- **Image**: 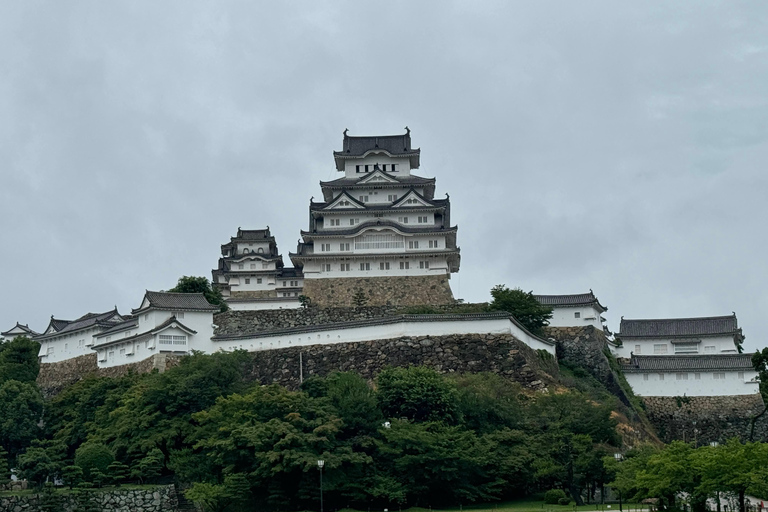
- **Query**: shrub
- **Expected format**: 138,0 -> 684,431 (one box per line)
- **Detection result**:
558,497 -> 571,506
544,489 -> 567,504
74,443 -> 114,481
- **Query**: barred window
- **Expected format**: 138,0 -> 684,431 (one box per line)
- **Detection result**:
355,234 -> 404,250
159,335 -> 187,346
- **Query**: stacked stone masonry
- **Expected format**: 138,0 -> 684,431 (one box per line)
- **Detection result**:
37,353 -> 182,398
241,332 -> 559,391
642,394 -> 768,444
302,274 -> 454,307
0,485 -> 177,512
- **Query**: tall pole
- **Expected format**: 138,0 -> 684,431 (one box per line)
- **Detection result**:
318,459 -> 325,512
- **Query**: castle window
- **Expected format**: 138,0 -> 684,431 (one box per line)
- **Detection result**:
400,261 -> 410,270
340,263 -> 350,272
340,243 -> 350,251
658,373 -> 664,381
291,280 -> 298,286
398,216 -> 409,224
262,262 -> 269,269
635,345 -> 641,354
419,261 -> 429,269
574,312 -> 581,318
674,342 -> 698,354
356,165 -> 361,173
391,164 -> 397,172
47,346 -> 54,355
675,373 -> 688,380
695,373 -> 701,380
409,241 -> 419,249
321,244 -> 331,252
380,262 -> 390,270
653,344 -> 668,354
713,372 -> 726,380
257,278 -> 263,284
704,345 -> 716,353
382,164 -> 387,171
257,248 -> 264,253
250,263 -> 256,269
177,312 -> 184,319
359,195 -> 369,202
120,348 -> 126,356
388,194 -> 398,202
245,278 -> 251,284
417,216 -> 428,223
738,372 -> 745,380
429,240 -> 439,248
364,165 -> 369,172
323,264 -> 331,272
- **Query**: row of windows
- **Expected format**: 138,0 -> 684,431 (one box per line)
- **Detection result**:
637,344 -> 718,355
159,335 -> 187,345
321,240 -> 440,252
326,261 -> 430,272
281,292 -> 300,297
238,263 -> 271,269
355,164 -> 397,173
643,372 -> 745,381
324,215 -> 431,226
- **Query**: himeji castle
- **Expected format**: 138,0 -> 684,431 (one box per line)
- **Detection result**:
289,129 -> 461,306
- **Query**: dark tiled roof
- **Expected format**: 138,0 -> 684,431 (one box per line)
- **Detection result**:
35,310 -> 122,340
301,220 -> 458,238
320,174 -> 435,188
49,318 -> 72,332
1,323 -> 40,337
310,197 -> 448,213
96,318 -> 139,337
235,228 -> 273,240
621,354 -> 755,373
332,131 -> 421,171
619,315 -> 740,338
132,291 -> 219,314
279,267 -> 304,278
534,291 -> 607,312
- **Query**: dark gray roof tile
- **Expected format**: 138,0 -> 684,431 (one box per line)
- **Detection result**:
621,354 -> 755,372
619,315 -> 740,338
534,291 -> 607,311
132,291 -> 219,314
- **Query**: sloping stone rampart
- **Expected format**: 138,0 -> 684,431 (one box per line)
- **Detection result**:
302,274 -> 454,307
642,394 -> 768,443
37,353 -> 182,398
241,332 -> 559,391
0,484 -> 177,512
544,326 -> 635,407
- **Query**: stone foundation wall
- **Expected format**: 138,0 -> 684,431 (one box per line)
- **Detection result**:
544,326 -> 635,408
0,485 -> 177,512
642,394 -> 768,443
37,353 -> 181,398
302,274 -> 454,307
242,332 -> 559,391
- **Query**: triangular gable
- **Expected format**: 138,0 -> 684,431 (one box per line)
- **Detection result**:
155,318 -> 197,336
325,192 -> 365,210
140,296 -> 151,310
357,169 -> 399,185
392,189 -> 432,208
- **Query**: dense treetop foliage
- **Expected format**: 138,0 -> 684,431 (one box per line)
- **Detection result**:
488,285 -> 553,335
167,275 -> 228,312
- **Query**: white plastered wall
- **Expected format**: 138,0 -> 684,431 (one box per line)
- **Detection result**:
624,370 -> 759,396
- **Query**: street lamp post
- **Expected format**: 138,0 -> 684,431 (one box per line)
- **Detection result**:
318,460 -> 325,512
614,453 -> 624,512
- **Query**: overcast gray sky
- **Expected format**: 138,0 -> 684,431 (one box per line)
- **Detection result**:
1,1 -> 766,351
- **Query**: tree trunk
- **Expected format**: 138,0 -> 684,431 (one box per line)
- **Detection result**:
739,490 -> 746,512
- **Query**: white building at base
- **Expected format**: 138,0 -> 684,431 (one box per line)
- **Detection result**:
93,291 -> 219,368
534,291 -> 608,330
35,310 -> 126,364
615,314 -> 757,397
1,323 -> 39,342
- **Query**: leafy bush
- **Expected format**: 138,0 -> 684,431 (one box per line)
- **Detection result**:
74,443 -> 114,481
558,497 -> 571,505
544,488 -> 567,504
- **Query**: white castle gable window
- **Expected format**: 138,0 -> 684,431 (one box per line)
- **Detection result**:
159,335 -> 187,346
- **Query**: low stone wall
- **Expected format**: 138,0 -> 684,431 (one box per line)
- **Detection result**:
0,485 -> 177,512
642,394 -> 768,443
37,353 -> 182,398
242,332 -> 559,391
214,303 -> 488,336
302,274 -> 455,307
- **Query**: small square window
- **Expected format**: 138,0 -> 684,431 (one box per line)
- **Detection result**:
257,278 -> 263,284
574,312 -> 581,318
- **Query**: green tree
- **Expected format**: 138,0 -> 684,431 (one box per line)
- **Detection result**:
488,285 -> 553,335
74,442 -> 114,482
107,460 -> 130,485
351,288 -> 369,307
635,441 -> 698,510
168,276 -> 228,312
452,373 -> 524,433
0,336 -> 40,385
375,419 -> 500,506
377,366 -> 460,424
61,465 -> 84,489
0,379 -> 44,459
17,440 -> 66,488
0,445 -> 10,485
695,439 -> 768,512
185,482 -> 234,512
131,448 -> 163,483
325,372 -> 382,435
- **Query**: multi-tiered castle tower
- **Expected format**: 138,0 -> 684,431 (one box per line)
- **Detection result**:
290,129 -> 460,306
